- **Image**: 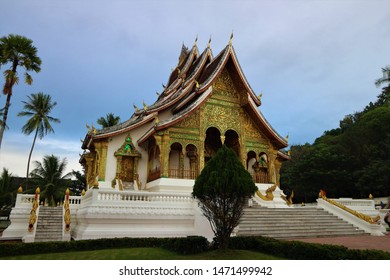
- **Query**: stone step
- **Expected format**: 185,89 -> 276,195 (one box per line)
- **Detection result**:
237,231 -> 367,239
237,206 -> 365,239
34,206 -> 64,242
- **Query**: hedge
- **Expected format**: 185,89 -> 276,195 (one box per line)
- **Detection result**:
229,236 -> 390,260
1,235 -> 389,259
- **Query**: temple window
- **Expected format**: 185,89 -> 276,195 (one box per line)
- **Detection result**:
204,127 -> 222,164
147,139 -> 161,182
185,144 -> 198,179
168,142 -> 183,178
224,129 -> 240,156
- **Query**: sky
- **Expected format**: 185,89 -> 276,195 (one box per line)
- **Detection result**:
0,0 -> 389,177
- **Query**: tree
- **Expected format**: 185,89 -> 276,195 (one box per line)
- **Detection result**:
192,145 -> 257,249
0,34 -> 42,149
375,66 -> 390,88
30,155 -> 71,206
18,93 -> 60,189
0,168 -> 14,208
70,169 -> 86,196
97,113 -> 120,128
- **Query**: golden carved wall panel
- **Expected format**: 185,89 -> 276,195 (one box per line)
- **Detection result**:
243,114 -> 268,144
203,102 -> 242,134
174,110 -> 200,129
213,68 -> 239,101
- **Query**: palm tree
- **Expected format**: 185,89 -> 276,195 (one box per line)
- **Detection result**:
18,93 -> 60,189
0,34 -> 42,149
30,155 -> 71,206
97,113 -> 120,128
0,168 -> 14,208
375,66 -> 390,88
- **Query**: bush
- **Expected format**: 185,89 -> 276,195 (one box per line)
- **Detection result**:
0,236 -> 208,258
229,236 -> 390,260
161,236 -> 209,255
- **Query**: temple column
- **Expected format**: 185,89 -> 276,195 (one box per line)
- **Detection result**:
161,132 -> 170,178
179,147 -> 184,178
199,136 -> 205,172
94,140 -> 108,181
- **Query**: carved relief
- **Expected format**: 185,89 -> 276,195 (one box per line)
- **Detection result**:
204,103 -> 241,133
174,110 -> 200,128
213,68 -> 239,100
244,114 -> 267,143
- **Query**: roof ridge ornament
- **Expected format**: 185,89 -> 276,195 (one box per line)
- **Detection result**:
207,35 -> 212,48
193,34 -> 198,47
133,104 -> 139,113
229,31 -> 234,46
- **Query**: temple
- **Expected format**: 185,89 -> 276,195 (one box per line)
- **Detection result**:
3,37 -> 385,243
80,36 -> 289,194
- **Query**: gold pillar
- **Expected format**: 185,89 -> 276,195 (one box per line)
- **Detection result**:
162,132 -> 170,178
94,140 -> 108,181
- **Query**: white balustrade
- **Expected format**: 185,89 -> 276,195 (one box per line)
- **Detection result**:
93,189 -> 193,205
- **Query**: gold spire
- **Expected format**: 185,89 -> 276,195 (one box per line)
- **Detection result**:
91,124 -> 96,135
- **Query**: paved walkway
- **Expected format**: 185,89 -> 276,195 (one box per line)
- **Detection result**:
291,232 -> 390,252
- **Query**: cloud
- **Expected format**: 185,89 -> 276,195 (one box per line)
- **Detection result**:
0,132 -> 83,177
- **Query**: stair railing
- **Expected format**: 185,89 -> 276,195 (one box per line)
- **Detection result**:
319,190 -> 380,224
27,187 -> 40,232
62,188 -> 71,241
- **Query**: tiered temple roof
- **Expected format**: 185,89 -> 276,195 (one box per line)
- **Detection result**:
82,38 -> 288,150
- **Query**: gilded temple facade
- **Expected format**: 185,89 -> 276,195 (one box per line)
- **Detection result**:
4,38 -> 386,243
80,38 -> 289,193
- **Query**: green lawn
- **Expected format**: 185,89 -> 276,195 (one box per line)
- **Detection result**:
1,247 -> 283,260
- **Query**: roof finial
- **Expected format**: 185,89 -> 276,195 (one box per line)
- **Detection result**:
133,104 -> 139,113
193,34 -> 198,47
207,35 -> 212,48
143,101 -> 148,111
229,31 -> 234,46
195,80 -> 200,89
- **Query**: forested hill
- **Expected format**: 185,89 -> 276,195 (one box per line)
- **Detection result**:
281,69 -> 390,203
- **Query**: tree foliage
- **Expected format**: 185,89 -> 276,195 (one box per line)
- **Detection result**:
0,34 -> 41,149
30,155 -> 72,206
18,93 -> 60,189
97,113 -> 120,128
0,168 -> 15,209
281,68 -> 390,202
192,145 -> 257,249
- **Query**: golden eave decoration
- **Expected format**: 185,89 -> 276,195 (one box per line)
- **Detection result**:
114,134 -> 142,157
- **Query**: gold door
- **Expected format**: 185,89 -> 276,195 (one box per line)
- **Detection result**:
121,157 -> 134,182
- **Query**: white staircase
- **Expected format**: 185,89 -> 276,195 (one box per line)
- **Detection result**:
34,206 -> 63,242
237,205 -> 367,239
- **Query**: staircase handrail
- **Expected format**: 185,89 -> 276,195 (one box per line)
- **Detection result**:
27,187 -> 40,232
64,188 -> 71,232
319,192 -> 380,224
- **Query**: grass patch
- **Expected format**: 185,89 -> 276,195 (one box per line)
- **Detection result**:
0,247 -> 282,260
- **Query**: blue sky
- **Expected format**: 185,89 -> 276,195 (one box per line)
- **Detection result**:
0,0 -> 389,177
